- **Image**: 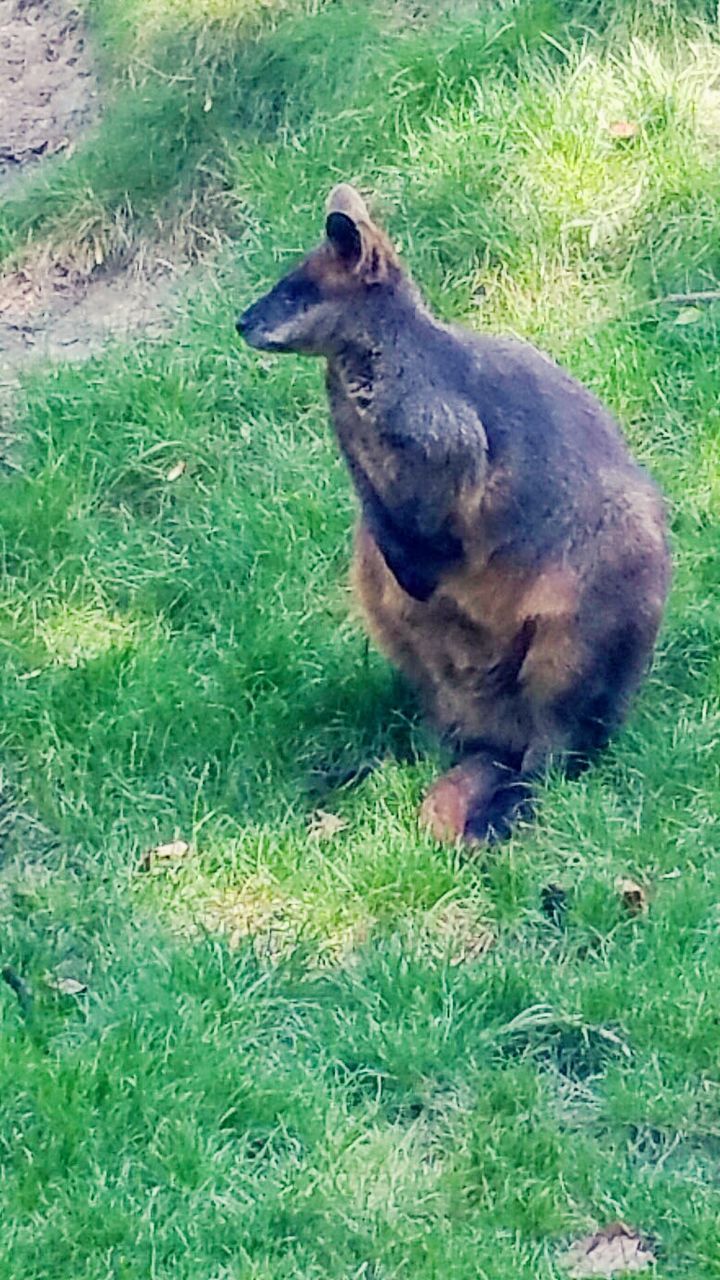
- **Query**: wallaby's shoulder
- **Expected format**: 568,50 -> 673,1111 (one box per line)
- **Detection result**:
435,320 -> 642,471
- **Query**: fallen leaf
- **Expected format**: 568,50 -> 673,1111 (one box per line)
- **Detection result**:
139,839 -> 190,871
46,974 -> 88,995
308,810 -> 349,840
560,1223 -> 656,1277
674,306 -> 702,326
166,460 -> 187,482
615,876 -> 648,915
608,120 -> 640,138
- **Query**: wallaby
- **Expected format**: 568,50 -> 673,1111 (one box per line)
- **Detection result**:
237,184 -> 670,844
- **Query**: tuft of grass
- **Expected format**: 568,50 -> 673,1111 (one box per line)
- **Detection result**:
2,1 -> 720,1277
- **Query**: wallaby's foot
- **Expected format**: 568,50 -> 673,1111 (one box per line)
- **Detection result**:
464,776 -> 533,843
420,755 -> 533,846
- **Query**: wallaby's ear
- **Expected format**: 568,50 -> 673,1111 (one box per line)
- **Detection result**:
326,210 -> 363,264
326,183 -> 370,222
324,182 -> 399,282
325,183 -> 370,265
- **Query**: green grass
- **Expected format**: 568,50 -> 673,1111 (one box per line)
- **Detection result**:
2,0 -> 720,1276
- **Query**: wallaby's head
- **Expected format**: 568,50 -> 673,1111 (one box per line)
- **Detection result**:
236,184 -> 402,356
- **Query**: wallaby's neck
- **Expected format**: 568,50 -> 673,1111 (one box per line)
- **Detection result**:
326,281 -> 438,388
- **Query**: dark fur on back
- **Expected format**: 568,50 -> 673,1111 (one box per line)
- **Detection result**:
238,184 -> 671,843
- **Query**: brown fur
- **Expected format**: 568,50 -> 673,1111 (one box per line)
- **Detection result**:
237,184 -> 671,845
352,523 -> 578,754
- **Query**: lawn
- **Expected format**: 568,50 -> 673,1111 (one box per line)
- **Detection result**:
1,1 -> 720,1276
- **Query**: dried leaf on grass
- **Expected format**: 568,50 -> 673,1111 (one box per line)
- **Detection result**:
139,839 -> 190,871
45,974 -> 87,995
608,120 -> 640,138
560,1223 -> 656,1277
615,876 -> 648,915
308,810 -> 349,840
674,306 -> 702,326
166,460 -> 187,482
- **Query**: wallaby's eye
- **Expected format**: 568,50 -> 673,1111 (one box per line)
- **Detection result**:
281,276 -> 322,311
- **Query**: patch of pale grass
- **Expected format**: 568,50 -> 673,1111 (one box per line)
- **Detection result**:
175,869 -> 373,965
37,604 -> 140,668
472,261 -> 627,354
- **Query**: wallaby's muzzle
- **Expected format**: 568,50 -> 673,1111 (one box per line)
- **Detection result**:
235,303 -> 279,351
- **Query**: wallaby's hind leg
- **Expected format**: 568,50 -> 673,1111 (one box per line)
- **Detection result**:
421,618 -> 657,847
522,615 -> 662,780
420,752 -> 533,846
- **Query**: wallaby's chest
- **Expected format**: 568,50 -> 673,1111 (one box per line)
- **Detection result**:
327,361 -> 394,494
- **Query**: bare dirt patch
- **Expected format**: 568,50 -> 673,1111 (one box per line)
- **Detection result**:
0,0 -> 96,187
0,254 -> 189,369
0,0 -> 203,377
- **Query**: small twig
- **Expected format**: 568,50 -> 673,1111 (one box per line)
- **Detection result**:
653,1130 -> 682,1174
652,290 -> 720,306
2,966 -> 33,1019
132,57 -> 195,85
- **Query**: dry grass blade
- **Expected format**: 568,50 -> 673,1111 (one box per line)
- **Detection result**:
139,839 -> 190,871
308,810 -> 349,841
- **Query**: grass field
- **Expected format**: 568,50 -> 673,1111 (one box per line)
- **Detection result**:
2,1 -> 720,1276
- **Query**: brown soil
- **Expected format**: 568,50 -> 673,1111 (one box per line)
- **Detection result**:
0,0 -> 197,373
0,255 -> 187,369
0,0 -> 96,188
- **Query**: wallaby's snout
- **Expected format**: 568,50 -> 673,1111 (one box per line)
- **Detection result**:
236,269 -> 326,354
234,309 -> 250,338
236,304 -> 271,351
235,296 -> 284,351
